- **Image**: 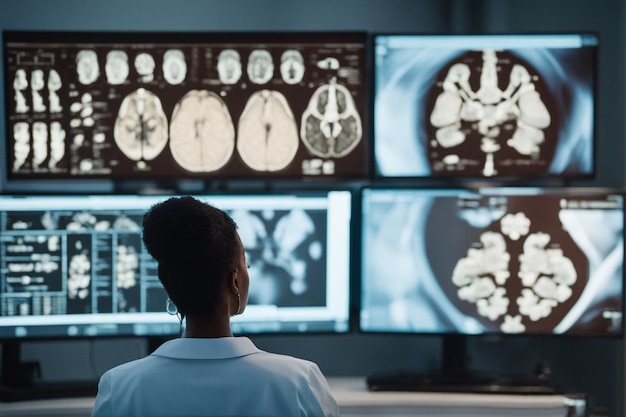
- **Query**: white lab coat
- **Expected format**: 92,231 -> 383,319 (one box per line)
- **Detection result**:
91,337 -> 340,417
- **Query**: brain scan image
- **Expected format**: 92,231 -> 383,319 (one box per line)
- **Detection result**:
162,49 -> 187,85
217,49 -> 243,85
114,87 -> 169,164
237,89 -> 299,172
105,49 -> 130,85
134,52 -> 156,83
374,35 -> 596,178
280,50 -> 305,85
76,49 -> 100,85
247,49 -> 274,85
230,208 -> 327,307
361,189 -> 623,335
169,89 -> 236,173
426,50 -> 555,177
12,122 -> 30,172
301,77 -> 363,158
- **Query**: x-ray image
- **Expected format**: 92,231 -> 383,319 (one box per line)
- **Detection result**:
229,208 -> 327,307
360,188 -> 623,336
374,34 -> 597,179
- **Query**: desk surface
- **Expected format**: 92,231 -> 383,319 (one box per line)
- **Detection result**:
0,377 -> 578,417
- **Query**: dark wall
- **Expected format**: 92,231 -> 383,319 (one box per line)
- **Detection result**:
0,0 -> 623,415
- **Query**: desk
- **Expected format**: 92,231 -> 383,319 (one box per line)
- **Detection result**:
0,377 -> 584,417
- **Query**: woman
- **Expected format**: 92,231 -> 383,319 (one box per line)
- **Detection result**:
91,196 -> 340,417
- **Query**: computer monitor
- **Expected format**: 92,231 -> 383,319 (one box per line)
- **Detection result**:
0,190 -> 352,340
359,186 -> 623,392
3,31 -> 368,184
373,33 -> 598,180
360,186 -> 623,336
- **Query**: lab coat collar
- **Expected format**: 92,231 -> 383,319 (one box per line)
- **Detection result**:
151,336 -> 261,360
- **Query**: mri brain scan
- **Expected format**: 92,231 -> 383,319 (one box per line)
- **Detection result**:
169,89 -> 236,173
237,89 -> 299,172
247,49 -> 274,85
114,88 -> 169,163
426,50 -> 556,177
301,77 -> 363,158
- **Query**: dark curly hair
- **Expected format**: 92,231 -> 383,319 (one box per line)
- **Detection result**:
142,196 -> 239,318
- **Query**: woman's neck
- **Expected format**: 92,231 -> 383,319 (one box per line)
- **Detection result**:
183,314 -> 233,338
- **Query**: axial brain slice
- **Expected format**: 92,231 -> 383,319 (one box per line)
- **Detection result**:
169,89 -> 235,172
237,90 -> 299,172
114,88 -> 168,161
301,77 -> 362,158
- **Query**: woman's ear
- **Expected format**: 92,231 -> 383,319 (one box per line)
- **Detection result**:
231,270 -> 240,294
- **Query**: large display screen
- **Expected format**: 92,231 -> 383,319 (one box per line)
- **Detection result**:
3,31 -> 368,182
360,187 -> 623,336
373,34 -> 598,179
0,191 -> 352,339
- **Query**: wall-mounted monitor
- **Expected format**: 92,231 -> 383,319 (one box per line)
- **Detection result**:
373,33 -> 598,180
0,190 -> 352,340
3,31 -> 368,185
360,186 -> 623,336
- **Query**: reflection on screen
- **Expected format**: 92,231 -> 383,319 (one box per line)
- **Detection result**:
0,191 -> 352,339
374,34 -> 597,179
360,187 -> 623,336
4,31 -> 368,181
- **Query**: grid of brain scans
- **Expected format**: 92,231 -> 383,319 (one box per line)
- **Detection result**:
373,34 -> 598,179
3,32 -> 368,181
360,188 -> 624,336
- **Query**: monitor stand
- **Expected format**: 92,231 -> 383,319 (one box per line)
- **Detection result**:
0,341 -> 97,402
367,334 -> 556,395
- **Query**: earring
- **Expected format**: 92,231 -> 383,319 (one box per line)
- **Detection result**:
233,293 -> 242,316
166,298 -> 178,315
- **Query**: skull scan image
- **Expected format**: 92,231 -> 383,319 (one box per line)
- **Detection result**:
426,50 -> 557,177
12,122 -> 30,171
13,69 -> 30,113
280,50 -> 305,85
169,89 -> 236,173
163,49 -> 187,85
237,89 -> 299,172
114,88 -> 169,164
105,49 -> 130,85
301,77 -> 363,158
134,52 -> 156,83
30,69 -> 46,113
247,49 -> 274,85
76,49 -> 100,85
217,49 -> 243,85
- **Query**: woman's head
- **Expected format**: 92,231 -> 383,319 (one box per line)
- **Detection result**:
142,196 -> 247,318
